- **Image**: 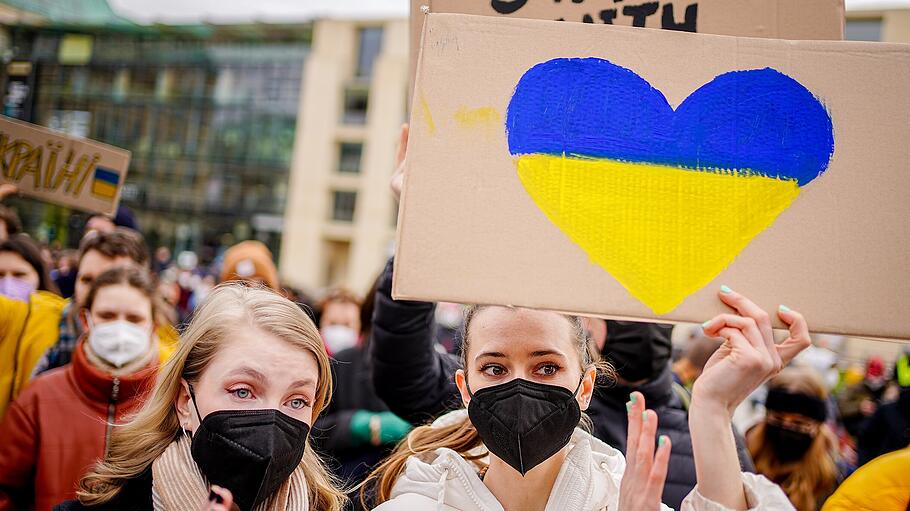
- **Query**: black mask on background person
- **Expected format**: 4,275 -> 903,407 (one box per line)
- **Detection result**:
187,385 -> 310,510
765,424 -> 814,462
467,377 -> 582,476
603,321 -> 673,383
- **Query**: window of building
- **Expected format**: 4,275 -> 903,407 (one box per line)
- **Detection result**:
846,19 -> 883,41
331,190 -> 357,222
342,85 -> 369,124
323,240 -> 350,287
338,142 -> 363,173
356,27 -> 384,79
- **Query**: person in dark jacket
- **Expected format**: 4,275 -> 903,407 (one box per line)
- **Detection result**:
312,283 -> 411,510
370,258 -> 754,510
856,353 -> 910,466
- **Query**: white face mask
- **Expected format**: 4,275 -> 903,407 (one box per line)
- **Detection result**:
322,325 -> 358,354
88,320 -> 152,368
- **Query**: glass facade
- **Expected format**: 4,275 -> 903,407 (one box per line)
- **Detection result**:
1,25 -> 310,260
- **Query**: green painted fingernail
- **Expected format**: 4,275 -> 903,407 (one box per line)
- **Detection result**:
659,435 -> 668,447
626,402 -> 632,413
629,393 -> 637,404
720,285 -> 733,294
702,320 -> 710,329
642,411 -> 649,422
779,304 -> 791,313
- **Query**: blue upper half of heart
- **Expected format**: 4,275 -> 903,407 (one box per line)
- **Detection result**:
506,58 -> 835,187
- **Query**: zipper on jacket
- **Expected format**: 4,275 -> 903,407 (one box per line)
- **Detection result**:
104,377 -> 120,459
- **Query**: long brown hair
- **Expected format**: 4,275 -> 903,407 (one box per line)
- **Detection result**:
76,283 -> 346,510
747,367 -> 838,511
362,305 -> 611,507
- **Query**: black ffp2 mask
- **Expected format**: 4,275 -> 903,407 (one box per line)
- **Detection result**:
467,378 -> 582,476
187,386 -> 310,511
765,424 -> 814,463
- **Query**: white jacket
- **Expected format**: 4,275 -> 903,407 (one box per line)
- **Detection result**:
373,410 -> 794,511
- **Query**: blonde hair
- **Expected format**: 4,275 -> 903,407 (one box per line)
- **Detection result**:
747,367 -> 838,511
77,283 -> 346,510
363,305 -> 612,507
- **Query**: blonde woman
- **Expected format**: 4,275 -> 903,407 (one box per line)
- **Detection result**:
54,283 -> 346,511
365,288 -> 810,511
747,367 -> 846,511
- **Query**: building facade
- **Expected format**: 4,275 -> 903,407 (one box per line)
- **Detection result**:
846,1 -> 910,41
279,18 -> 408,294
1,11 -> 311,262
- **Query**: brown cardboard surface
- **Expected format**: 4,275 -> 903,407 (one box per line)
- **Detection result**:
394,13 -> 910,340
409,0 -> 846,93
0,115 -> 129,215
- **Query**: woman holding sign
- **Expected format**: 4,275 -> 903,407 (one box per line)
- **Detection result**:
365,125 -> 808,511
365,291 -> 807,511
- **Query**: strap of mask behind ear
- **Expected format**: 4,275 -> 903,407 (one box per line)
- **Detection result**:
187,383 -> 203,423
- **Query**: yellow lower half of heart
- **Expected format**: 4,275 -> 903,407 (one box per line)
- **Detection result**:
516,154 -> 801,314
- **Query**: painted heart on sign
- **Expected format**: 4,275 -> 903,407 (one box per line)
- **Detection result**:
506,58 -> 834,314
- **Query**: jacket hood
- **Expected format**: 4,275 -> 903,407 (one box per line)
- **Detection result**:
383,410 -> 626,511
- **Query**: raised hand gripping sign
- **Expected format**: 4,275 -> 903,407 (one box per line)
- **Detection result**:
394,13 -> 910,340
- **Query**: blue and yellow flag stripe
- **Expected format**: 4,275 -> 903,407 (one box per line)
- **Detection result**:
91,167 -> 120,200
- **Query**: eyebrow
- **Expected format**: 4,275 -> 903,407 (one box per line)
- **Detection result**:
226,367 -> 268,383
529,350 -> 567,359
474,349 -> 568,361
475,351 -> 507,361
289,378 -> 317,390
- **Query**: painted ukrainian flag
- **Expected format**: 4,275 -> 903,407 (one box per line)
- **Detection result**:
91,167 -> 120,200
506,58 -> 834,314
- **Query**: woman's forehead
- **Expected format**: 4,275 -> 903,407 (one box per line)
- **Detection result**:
206,328 -> 320,381
0,251 -> 30,269
93,285 -> 151,312
469,307 -> 576,354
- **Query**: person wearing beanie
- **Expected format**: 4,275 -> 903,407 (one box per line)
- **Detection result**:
219,240 -> 279,290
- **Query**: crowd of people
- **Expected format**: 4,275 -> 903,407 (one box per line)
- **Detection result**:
0,127 -> 906,511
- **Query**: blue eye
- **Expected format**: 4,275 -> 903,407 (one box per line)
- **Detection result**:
287,398 -> 309,410
231,388 -> 252,399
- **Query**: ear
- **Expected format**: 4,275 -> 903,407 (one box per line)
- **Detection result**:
577,366 -> 598,412
455,369 -> 471,408
78,308 -> 90,332
175,378 -> 194,431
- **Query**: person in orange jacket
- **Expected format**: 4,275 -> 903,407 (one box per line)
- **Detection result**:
0,266 -> 164,511
0,229 -> 178,421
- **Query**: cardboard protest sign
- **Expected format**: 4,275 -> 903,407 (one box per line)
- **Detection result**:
409,0 -> 846,92
394,13 -> 910,340
0,115 -> 130,215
